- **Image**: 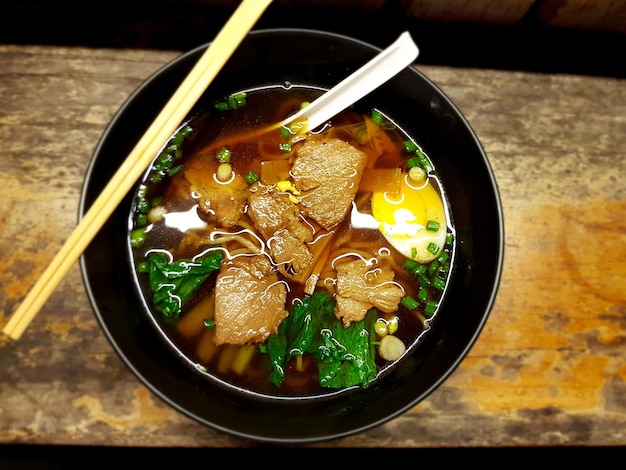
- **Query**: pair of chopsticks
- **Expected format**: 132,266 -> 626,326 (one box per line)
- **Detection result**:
2,0 -> 273,340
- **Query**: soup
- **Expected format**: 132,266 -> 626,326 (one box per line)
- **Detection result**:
129,84 -> 455,397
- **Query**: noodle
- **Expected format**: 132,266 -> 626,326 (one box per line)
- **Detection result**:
200,233 -> 263,254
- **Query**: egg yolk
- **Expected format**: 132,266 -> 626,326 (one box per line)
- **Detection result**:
371,173 -> 447,263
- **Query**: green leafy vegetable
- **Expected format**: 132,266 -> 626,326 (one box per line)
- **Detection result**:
316,309 -> 377,389
261,290 -> 378,390
146,250 -> 223,323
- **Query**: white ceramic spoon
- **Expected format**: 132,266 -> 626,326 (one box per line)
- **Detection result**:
280,31 -> 419,133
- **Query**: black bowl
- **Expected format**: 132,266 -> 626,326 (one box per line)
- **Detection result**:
79,28 -> 503,444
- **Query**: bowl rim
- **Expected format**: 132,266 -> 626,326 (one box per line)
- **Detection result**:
79,27 -> 505,444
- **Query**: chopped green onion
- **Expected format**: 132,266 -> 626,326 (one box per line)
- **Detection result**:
168,164 -> 184,176
136,261 -> 149,273
171,125 -> 192,145
418,274 -> 430,288
386,315 -> 399,335
150,196 -> 163,207
437,250 -> 449,266
245,171 -> 259,184
403,140 -> 418,153
155,152 -> 174,171
279,143 -> 292,152
135,214 -> 147,228
428,260 -> 440,277
427,242 -> 440,255
216,163 -> 232,182
203,319 -> 215,329
136,197 -> 149,214
431,277 -> 446,291
426,220 -> 440,231
374,318 -> 388,336
437,265 -> 448,277
403,259 -> 426,276
416,148 -> 434,172
405,156 -> 420,169
216,147 -> 231,163
130,227 -> 146,248
401,296 -> 420,311
424,300 -> 438,318
166,144 -> 182,160
446,233 -> 454,244
403,259 -> 420,271
417,287 -> 428,302
279,126 -> 292,138
408,166 -> 426,184
371,109 -> 383,125
215,92 -> 247,111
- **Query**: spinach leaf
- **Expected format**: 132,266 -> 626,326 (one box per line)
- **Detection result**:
147,250 -> 223,323
261,290 -> 378,389
317,309 -> 377,389
262,291 -> 330,386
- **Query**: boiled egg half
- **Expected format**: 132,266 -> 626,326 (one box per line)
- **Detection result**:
367,170 -> 447,263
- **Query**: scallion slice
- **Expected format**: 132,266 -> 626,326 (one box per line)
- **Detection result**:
426,220 -> 440,231
245,171 -> 259,184
424,300 -> 438,318
401,296 -> 420,311
403,140 -> 418,153
427,242 -> 440,255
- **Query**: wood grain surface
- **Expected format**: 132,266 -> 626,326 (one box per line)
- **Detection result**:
0,43 -> 625,448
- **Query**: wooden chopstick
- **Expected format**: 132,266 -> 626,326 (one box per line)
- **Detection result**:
2,0 -> 273,340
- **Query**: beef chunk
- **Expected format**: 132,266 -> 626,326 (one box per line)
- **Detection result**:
292,137 -> 368,229
213,255 -> 288,345
183,157 -> 248,228
334,258 -> 405,327
266,228 -> 314,277
334,296 -> 371,328
247,182 -> 314,278
197,185 -> 248,228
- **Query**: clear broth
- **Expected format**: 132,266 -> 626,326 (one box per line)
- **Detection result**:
129,84 -> 455,397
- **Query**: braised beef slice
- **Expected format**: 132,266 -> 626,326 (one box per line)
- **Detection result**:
183,160 -> 248,228
213,255 -> 288,346
247,182 -> 313,277
334,258 -> 405,327
267,228 -> 313,277
197,186 -> 247,228
335,296 -> 371,328
292,137 -> 368,229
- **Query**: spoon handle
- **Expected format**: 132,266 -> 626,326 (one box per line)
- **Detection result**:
281,31 -> 419,132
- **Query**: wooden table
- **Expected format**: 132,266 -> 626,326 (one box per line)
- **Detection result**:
1,43 -> 625,450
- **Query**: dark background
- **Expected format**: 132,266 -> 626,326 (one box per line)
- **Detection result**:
0,0 -> 625,78
1,443 -> 625,466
